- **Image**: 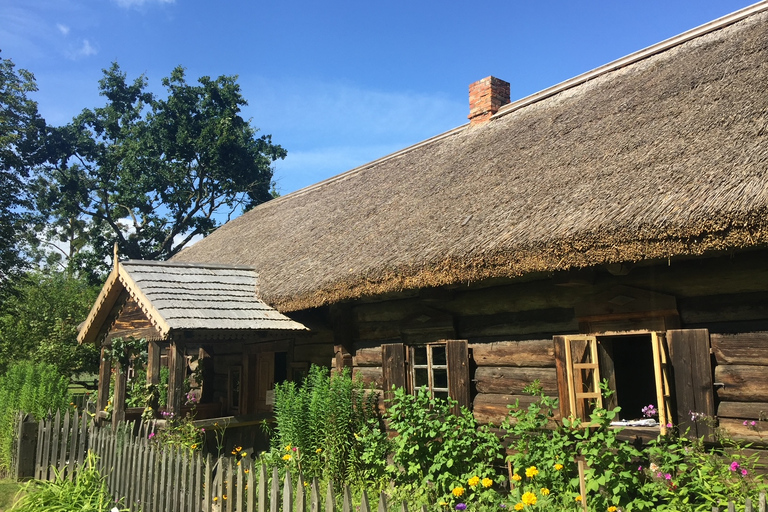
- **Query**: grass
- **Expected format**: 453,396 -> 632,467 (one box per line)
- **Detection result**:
0,479 -> 23,511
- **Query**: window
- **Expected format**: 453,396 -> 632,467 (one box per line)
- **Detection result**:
554,329 -> 715,439
382,339 -> 470,414
410,344 -> 450,399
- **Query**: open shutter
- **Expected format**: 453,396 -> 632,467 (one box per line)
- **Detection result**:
667,329 -> 715,440
651,332 -> 673,435
555,335 -> 602,421
382,343 -> 407,405
446,339 -> 470,414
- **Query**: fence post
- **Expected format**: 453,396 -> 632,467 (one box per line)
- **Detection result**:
14,413 -> 38,480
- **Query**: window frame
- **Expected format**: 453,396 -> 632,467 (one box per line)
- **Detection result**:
408,342 -> 450,399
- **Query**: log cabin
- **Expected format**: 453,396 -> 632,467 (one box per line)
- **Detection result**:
83,2 -> 768,449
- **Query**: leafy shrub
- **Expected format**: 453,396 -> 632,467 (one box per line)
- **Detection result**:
9,451 -> 127,512
269,365 -> 385,486
0,360 -> 70,474
385,386 -> 505,505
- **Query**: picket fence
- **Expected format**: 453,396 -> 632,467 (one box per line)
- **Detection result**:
17,409 -> 768,512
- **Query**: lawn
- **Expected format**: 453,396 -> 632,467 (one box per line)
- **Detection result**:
0,479 -> 22,511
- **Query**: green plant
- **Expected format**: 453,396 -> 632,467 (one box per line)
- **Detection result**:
149,411 -> 205,452
9,451 -> 127,511
385,386 -> 505,505
0,360 -> 70,475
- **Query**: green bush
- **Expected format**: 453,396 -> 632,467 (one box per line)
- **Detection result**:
9,451 -> 127,512
269,365 -> 385,486
0,360 -> 70,474
385,386 -> 505,506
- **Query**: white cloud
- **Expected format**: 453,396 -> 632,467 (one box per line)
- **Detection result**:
56,23 -> 70,35
111,0 -> 174,8
78,39 -> 97,56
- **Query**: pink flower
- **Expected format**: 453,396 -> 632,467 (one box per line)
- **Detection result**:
751,421 -> 757,427
744,421 -> 749,426
148,432 -> 155,439
638,465 -> 643,471
664,473 -> 672,480
729,461 -> 740,472
741,469 -> 748,476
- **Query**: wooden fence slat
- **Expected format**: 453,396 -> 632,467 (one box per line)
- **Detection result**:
270,466 -> 279,512
180,450 -> 189,512
187,451 -> 196,512
747,498 -> 753,512
378,492 -> 387,512
170,447 -> 180,512
68,410 -> 80,481
145,446 -> 155,512
49,409 -> 61,478
283,469 -> 293,512
78,412 -> 88,467
400,501 -> 408,512
58,409 -> 70,475
196,452 -> 206,512
227,457 -> 235,512
296,474 -> 305,512
325,480 -> 335,512
343,485 -> 352,512
40,411 -> 52,480
361,490 -> 370,512
760,492 -> 766,512
310,477 -> 320,512
235,457 -> 244,512
203,454 -> 213,512
247,460 -> 255,512
34,416 -> 44,479
258,464 -> 267,512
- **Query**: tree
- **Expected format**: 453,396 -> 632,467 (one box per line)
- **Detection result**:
0,52 -> 47,286
38,63 -> 286,275
0,271 -> 100,379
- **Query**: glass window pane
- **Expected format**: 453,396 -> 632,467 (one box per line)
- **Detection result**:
433,369 -> 448,389
413,346 -> 427,366
432,345 -> 446,366
434,390 -> 449,400
414,368 -> 429,388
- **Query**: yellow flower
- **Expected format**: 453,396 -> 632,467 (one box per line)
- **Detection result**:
213,497 -> 218,502
525,466 -> 539,478
235,446 -> 242,452
608,507 -> 617,512
304,481 -> 309,487
575,495 -> 583,502
439,502 -> 448,507
237,461 -> 241,466
191,444 -> 197,450
468,476 -> 480,487
540,488 -> 550,496
512,473 -> 522,482
452,486 -> 465,497
316,448 -> 322,453
244,469 -> 249,474
223,495 -> 227,500
554,463 -> 563,471
514,504 -> 524,511
285,445 -> 292,451
481,477 -> 493,488
282,454 -> 291,461
521,492 -> 537,506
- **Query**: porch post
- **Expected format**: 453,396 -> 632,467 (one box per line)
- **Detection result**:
112,356 -> 127,428
96,344 -> 112,426
167,340 -> 186,416
146,340 -> 161,413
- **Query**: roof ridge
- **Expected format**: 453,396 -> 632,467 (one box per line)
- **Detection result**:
492,0 -> 768,120
122,259 -> 257,271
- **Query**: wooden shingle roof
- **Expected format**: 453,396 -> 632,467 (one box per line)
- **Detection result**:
173,2 -> 768,312
78,260 -> 307,344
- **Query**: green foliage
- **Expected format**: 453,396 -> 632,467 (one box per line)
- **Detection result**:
149,411 -> 205,453
269,365 -> 386,487
9,451 -> 127,511
0,271 -> 100,378
385,386 -> 505,504
0,52 -> 47,286
0,360 -> 70,474
37,62 -> 286,277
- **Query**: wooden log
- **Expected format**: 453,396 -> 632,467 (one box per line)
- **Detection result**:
458,308 -> 576,338
354,345 -> 383,367
711,333 -> 768,365
718,402 -> 768,420
470,339 -> 555,368
715,366 -> 768,401
472,393 -> 561,425
718,419 -> 768,446
352,367 -> 383,388
474,367 -> 558,395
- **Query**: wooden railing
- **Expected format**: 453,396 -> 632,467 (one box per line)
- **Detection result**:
15,410 -> 768,512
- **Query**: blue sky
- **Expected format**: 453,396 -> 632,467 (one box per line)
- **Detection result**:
1,0 -> 758,195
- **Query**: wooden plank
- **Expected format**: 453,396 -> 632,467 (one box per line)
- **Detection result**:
160,450 -> 169,512
474,367 -> 557,395
35,416 -> 45,480
113,361 -> 127,427
247,460 -> 255,512
78,412 -> 88,467
326,480 -> 335,512
58,409 -> 70,475
718,401 -> 768,419
49,410 -> 61,479
711,333 -> 768,365
668,329 -> 715,439
470,339 -> 555,368
360,490 -> 370,512
447,340 -> 470,413
715,365 -> 768,401
342,486 -> 352,512
378,492 -> 387,512
180,450 -> 188,512
553,337 -> 571,422
97,346 -> 112,427
226,457 -> 234,512
145,446 -> 155,512
719,419 -> 768,446
187,451 -> 196,512
203,454 -> 213,512
352,367 -> 383,388
259,464 -> 267,512
310,477 -> 320,512
472,393 -> 561,425
168,341 -> 186,415
296,474 -> 305,512
353,345 -> 383,367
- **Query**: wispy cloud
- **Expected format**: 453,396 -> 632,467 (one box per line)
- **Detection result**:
65,39 -> 98,60
56,23 -> 70,35
111,0 -> 174,8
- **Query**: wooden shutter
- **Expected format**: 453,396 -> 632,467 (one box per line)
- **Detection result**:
446,339 -> 470,414
382,343 -> 407,404
667,329 -> 715,440
554,335 -> 602,421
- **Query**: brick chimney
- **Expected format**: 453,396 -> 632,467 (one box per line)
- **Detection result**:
468,76 -> 510,125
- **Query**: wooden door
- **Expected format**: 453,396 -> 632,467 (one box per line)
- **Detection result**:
247,352 -> 275,414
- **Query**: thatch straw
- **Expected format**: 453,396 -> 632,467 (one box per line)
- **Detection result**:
174,10 -> 768,312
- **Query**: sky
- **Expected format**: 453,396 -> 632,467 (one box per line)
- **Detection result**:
0,0 -> 760,196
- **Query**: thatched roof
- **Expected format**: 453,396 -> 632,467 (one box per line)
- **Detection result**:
174,3 -> 768,312
78,260 -> 306,344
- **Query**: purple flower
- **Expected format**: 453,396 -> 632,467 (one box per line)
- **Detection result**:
642,405 -> 658,418
664,473 -> 671,481
638,465 -> 643,471
499,505 -> 506,508
455,504 -> 467,511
